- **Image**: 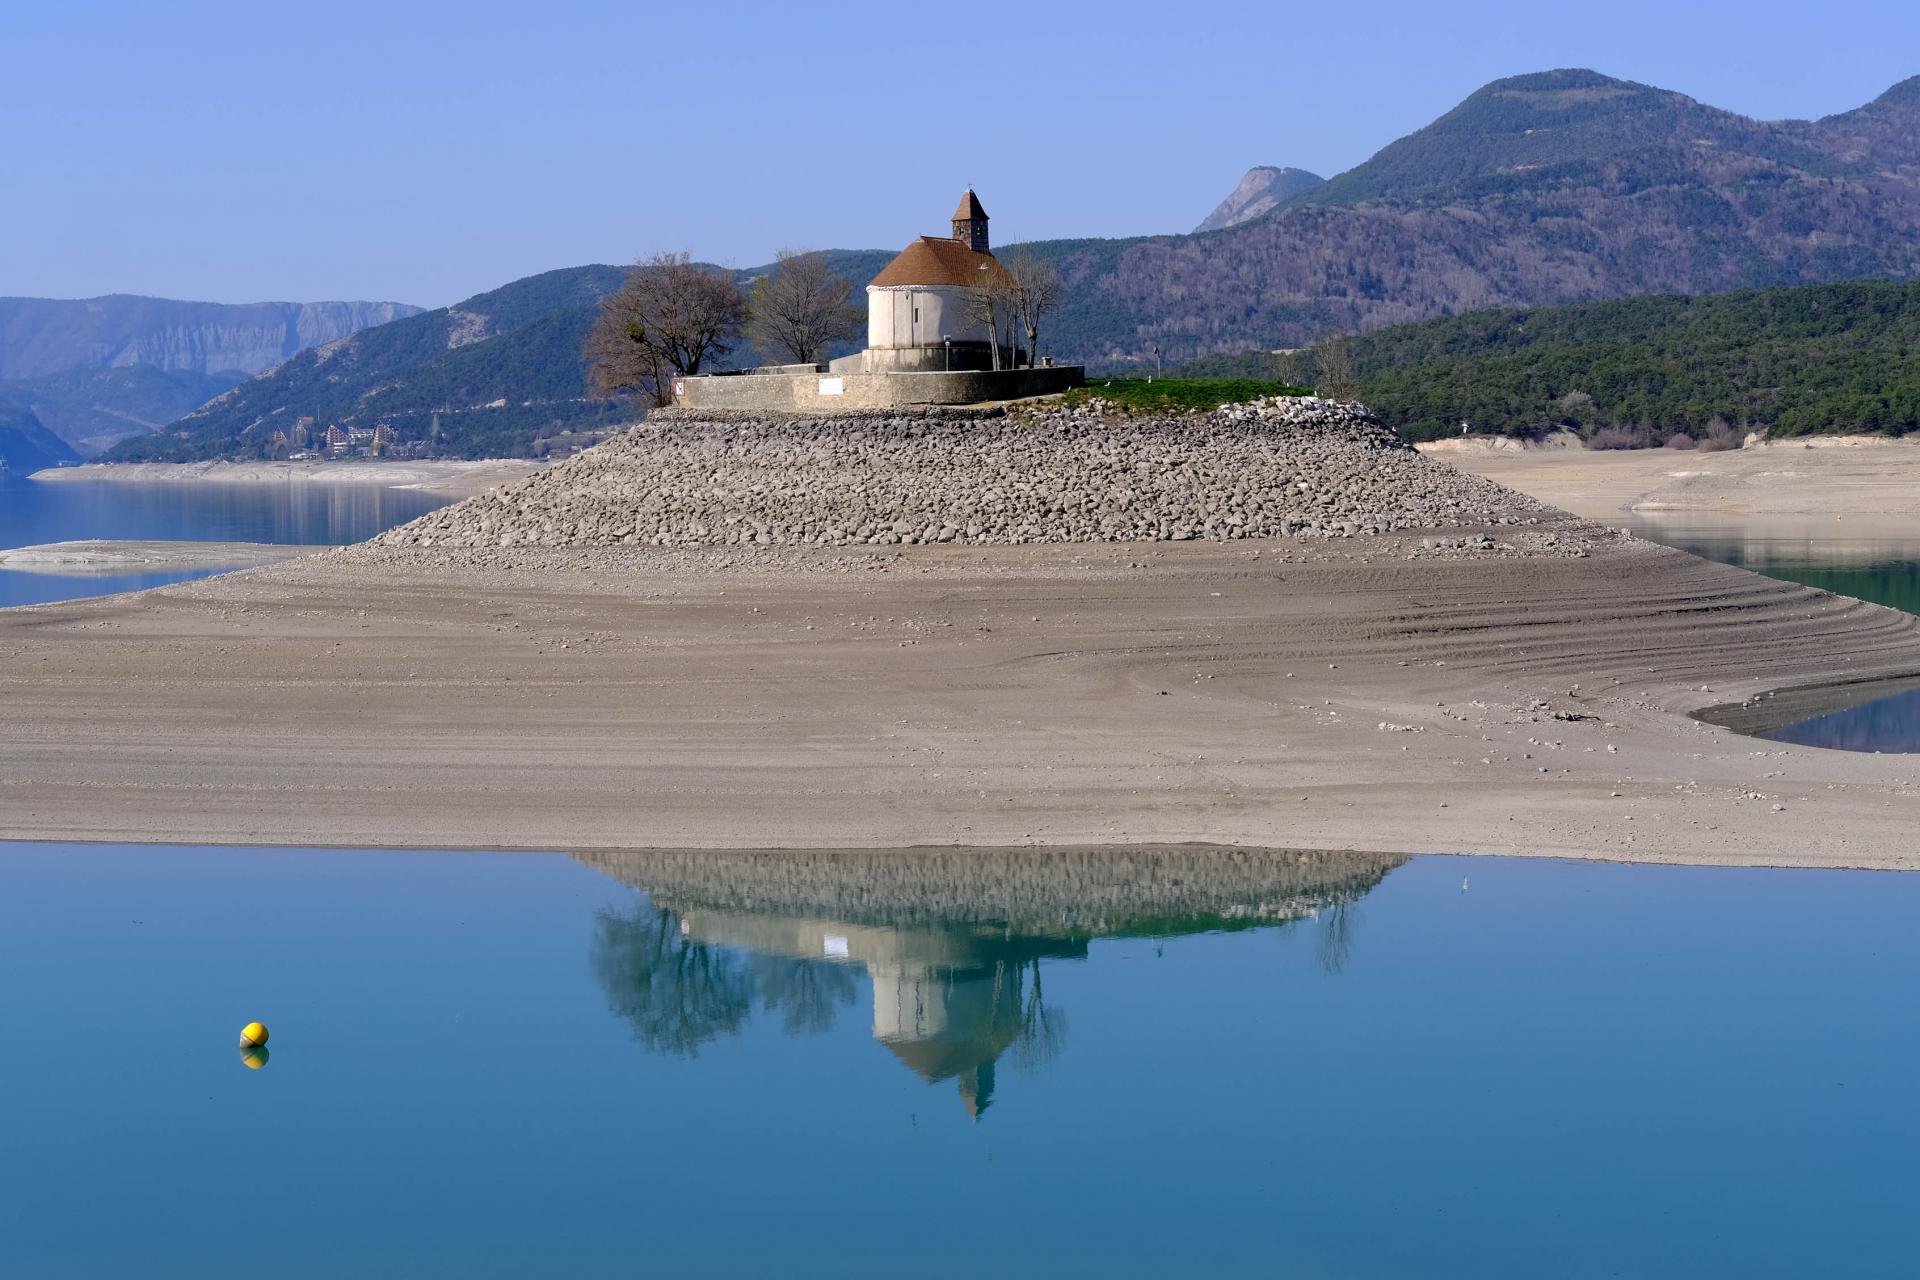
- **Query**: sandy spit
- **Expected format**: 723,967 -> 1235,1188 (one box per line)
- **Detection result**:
0,540 -> 326,574
29,458 -> 542,498
2,535 -> 1917,869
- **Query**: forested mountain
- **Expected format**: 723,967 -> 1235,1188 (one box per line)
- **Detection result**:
1023,69 -> 1920,365
104,254 -> 896,463
0,294 -> 419,455
1183,279 -> 1920,444
108,267 -> 630,461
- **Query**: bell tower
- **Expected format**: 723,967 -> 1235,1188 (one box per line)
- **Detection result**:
951,188 -> 989,253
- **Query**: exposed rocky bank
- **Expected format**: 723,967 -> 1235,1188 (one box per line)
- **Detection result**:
376,397 -> 1562,551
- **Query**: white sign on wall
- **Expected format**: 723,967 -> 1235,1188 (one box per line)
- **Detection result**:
818,377 -> 845,396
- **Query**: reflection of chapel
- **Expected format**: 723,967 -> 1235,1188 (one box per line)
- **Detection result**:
675,907 -> 1080,1118
839,189 -> 1018,374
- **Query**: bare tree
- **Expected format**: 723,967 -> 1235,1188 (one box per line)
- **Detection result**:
585,252 -> 748,406
746,249 -> 862,366
962,262 -> 1019,370
1312,333 -> 1359,400
1271,349 -> 1304,386
1003,250 -> 1061,368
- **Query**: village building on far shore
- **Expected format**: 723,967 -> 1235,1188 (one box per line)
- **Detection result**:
672,190 -> 1083,413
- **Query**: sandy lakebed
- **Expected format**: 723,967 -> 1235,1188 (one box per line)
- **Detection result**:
7,415 -> 1920,871
1427,434 -> 1920,525
3,531 -> 1918,869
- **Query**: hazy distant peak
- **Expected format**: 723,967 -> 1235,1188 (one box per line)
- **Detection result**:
0,296 -> 423,382
1193,166 -> 1326,233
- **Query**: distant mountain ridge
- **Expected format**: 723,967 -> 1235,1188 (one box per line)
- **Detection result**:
1027,68 -> 1920,364
0,295 -> 421,381
0,294 -> 420,456
1194,166 -> 1326,232
107,267 -> 630,462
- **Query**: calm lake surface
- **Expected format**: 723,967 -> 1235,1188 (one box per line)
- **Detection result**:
0,476 -> 448,607
1633,517 -> 1920,751
1,842 -> 1915,1278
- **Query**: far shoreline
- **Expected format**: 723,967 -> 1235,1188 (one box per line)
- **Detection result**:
28,457 -> 543,498
1427,434 -> 1920,524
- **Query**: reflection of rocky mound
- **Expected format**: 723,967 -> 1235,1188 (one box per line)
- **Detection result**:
578,845 -> 1406,938
376,398 -> 1551,550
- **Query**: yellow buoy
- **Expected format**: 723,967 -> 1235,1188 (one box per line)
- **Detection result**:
239,1021 -> 270,1048
240,1046 -> 270,1070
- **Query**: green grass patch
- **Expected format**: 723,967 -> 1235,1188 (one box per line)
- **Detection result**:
1060,378 -> 1310,414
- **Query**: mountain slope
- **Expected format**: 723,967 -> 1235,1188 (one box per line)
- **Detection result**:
1026,69 -> 1920,365
1194,167 -> 1326,232
0,399 -> 81,475
108,267 -> 628,462
106,254 -> 903,463
1293,69 -> 1840,208
0,366 -> 245,456
0,295 -> 421,381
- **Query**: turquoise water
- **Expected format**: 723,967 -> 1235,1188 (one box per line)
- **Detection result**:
2,842 -> 1914,1278
1761,687 -> 1920,751
1633,520 -> 1920,752
0,477 -> 448,607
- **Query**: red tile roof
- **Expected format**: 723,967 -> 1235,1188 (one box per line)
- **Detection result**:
869,236 -> 1013,289
952,189 -> 989,222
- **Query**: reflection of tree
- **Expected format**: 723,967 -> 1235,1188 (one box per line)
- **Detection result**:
590,902 -> 856,1054
752,955 -> 858,1037
1012,960 -> 1069,1076
1317,900 -> 1360,976
590,904 -> 755,1055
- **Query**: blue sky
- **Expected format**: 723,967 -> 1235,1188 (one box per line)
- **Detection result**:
2,0 -> 1914,307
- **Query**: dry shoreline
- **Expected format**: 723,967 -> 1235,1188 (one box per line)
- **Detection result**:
29,458 -> 542,498
1426,436 -> 1920,524
4,534 -> 1918,870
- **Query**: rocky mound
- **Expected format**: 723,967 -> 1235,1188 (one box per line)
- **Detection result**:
376,397 -> 1555,550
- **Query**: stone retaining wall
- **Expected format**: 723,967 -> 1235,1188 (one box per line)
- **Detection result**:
672,365 -> 1083,412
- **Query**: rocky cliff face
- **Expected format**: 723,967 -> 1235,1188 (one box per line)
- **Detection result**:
1193,166 -> 1326,232
0,296 -> 422,381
